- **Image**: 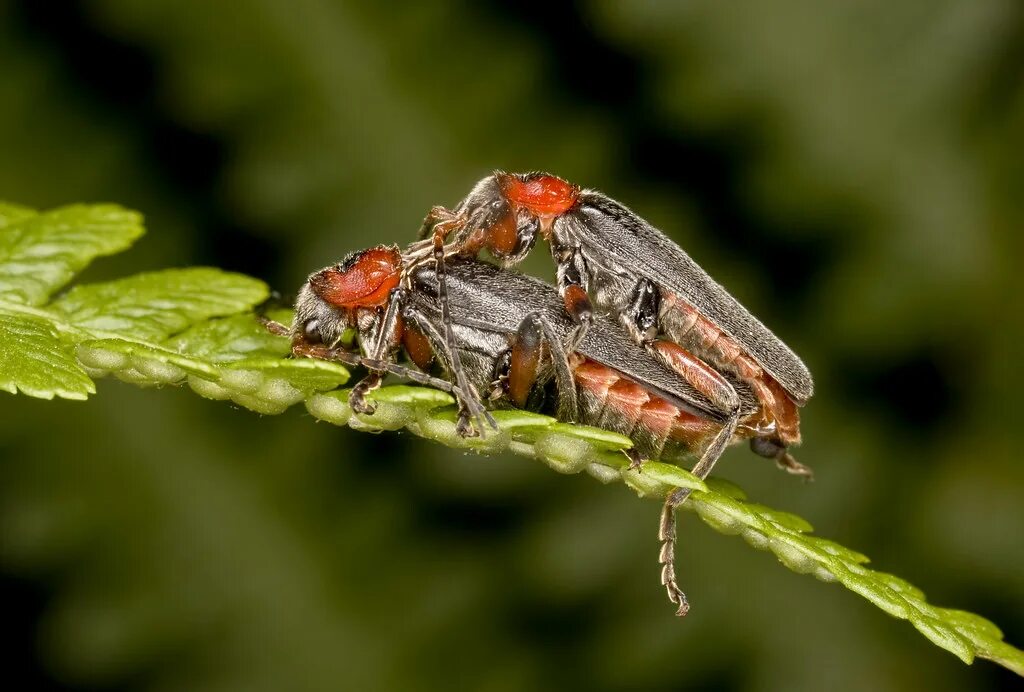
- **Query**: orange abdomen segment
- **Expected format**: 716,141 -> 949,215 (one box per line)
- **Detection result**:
762,376 -> 801,445
573,358 -> 620,396
658,290 -> 802,445
572,357 -> 724,460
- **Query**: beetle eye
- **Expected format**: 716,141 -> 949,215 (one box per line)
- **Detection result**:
303,319 -> 322,344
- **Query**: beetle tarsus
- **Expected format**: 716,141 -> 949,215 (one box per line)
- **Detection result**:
418,205 -> 460,241
464,382 -> 498,437
625,448 -> 645,471
455,408 -> 480,438
350,396 -> 376,416
659,500 -> 690,617
654,411 -> 740,615
453,381 -> 497,439
751,437 -> 813,480
349,374 -> 383,415
776,450 -> 815,480
565,310 -> 593,354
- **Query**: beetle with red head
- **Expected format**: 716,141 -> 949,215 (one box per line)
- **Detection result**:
263,245 -> 496,437
416,172 -> 814,477
268,247 -> 807,615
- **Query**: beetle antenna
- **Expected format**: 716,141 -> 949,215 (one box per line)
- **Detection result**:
288,339 -> 475,402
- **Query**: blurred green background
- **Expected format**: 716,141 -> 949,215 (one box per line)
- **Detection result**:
1,1 -> 1022,690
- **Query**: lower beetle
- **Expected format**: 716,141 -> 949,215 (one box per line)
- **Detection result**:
266,246 -> 807,615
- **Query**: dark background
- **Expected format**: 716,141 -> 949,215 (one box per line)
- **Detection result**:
1,1 -> 1022,690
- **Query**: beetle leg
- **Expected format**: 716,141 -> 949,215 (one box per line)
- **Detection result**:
550,238 -> 594,351
402,304 -> 498,438
642,338 -> 741,617
507,213 -> 540,264
357,357 -> 470,397
500,311 -> 580,422
534,313 -> 579,422
650,409 -> 740,617
622,278 -> 661,344
366,287 -> 406,360
292,339 -> 478,413
422,225 -> 500,437
348,287 -> 408,415
751,437 -> 814,480
417,204 -> 460,241
623,448 -> 645,471
306,346 -> 468,398
505,314 -> 543,409
348,373 -> 383,414
263,319 -> 471,401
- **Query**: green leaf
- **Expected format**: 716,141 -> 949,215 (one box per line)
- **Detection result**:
51,268 -> 269,341
549,421 -> 633,449
0,204 -> 275,407
77,338 -> 220,382
167,312 -> 290,362
0,204 -> 144,305
0,312 -> 94,399
223,356 -> 349,387
630,461 -> 706,493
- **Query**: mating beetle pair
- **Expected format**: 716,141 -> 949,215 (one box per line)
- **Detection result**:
267,172 -> 814,615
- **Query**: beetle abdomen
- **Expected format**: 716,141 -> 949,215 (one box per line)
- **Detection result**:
572,357 -> 723,461
659,290 -> 802,446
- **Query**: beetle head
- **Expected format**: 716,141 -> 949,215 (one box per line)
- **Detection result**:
293,245 -> 403,348
451,174 -> 516,249
451,172 -> 577,261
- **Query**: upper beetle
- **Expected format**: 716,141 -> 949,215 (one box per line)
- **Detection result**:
416,172 -> 814,477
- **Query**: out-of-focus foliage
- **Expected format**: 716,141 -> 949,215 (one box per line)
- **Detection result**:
0,1 -> 1022,691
